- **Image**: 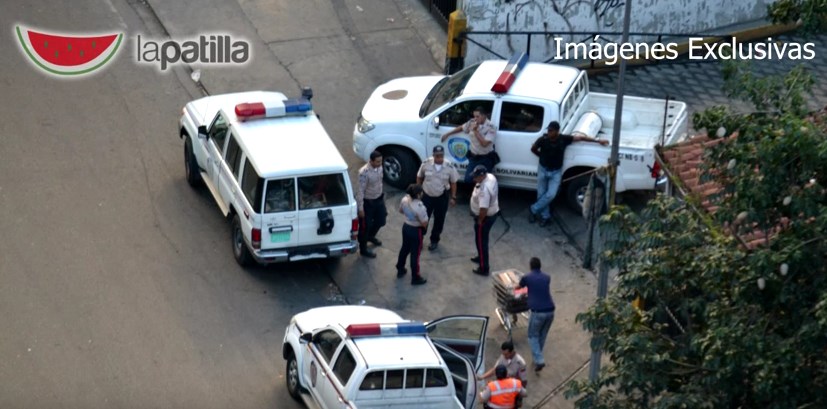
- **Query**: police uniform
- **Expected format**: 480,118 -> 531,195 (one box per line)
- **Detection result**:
470,168 -> 499,276
396,194 -> 428,285
463,118 -> 497,183
356,163 -> 387,256
416,146 -> 459,249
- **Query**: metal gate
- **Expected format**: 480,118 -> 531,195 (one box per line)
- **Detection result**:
419,0 -> 456,29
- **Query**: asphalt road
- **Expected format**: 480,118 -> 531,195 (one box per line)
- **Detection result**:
0,1 -> 344,407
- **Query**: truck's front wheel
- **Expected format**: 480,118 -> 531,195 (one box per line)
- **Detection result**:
381,147 -> 416,190
286,352 -> 301,401
184,137 -> 202,187
565,175 -> 590,215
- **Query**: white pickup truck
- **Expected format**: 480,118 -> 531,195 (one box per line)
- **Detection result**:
282,306 -> 488,409
352,56 -> 688,211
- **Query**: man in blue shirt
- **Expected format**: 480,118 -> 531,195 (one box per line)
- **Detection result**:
517,257 -> 555,372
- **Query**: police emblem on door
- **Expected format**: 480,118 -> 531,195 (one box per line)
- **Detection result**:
447,137 -> 470,162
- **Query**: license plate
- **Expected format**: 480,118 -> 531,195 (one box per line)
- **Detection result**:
270,231 -> 291,242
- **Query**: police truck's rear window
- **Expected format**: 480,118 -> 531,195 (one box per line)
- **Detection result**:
298,174 -> 349,210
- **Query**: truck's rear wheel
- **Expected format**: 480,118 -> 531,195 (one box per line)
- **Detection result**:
381,147 -> 416,190
231,214 -> 253,266
184,137 -> 202,187
286,352 -> 301,400
565,175 -> 589,215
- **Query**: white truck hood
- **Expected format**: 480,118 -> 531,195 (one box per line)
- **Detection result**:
293,306 -> 406,333
360,76 -> 443,123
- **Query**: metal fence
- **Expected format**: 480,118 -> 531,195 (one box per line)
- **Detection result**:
418,0 -> 456,29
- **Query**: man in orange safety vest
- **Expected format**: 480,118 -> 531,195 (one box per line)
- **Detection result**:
480,364 -> 526,409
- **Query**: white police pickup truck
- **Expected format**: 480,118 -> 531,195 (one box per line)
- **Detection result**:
179,90 -> 359,266
353,54 -> 688,211
282,306 -> 488,409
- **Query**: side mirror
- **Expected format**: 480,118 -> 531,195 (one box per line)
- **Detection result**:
432,116 -> 440,129
197,125 -> 208,140
300,332 -> 312,343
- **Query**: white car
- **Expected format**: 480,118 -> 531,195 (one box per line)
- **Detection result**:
179,90 -> 359,265
353,54 -> 687,211
282,305 -> 489,409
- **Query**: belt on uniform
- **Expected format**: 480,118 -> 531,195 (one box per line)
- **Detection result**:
426,190 -> 448,198
531,308 -> 555,313
364,194 -> 384,202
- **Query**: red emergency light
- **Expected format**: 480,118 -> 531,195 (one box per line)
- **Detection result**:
346,322 -> 427,337
235,99 -> 313,121
491,52 -> 528,94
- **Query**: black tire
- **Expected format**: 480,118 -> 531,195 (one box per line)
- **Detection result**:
231,214 -> 254,266
286,352 -> 301,401
565,175 -> 590,215
184,136 -> 202,187
381,147 -> 417,190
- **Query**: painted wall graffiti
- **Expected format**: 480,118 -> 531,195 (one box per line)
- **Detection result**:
461,0 -> 775,65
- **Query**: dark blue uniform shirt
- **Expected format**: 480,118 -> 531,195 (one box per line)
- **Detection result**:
519,269 -> 555,312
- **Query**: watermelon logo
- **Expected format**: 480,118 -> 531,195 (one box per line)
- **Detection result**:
15,25 -> 123,77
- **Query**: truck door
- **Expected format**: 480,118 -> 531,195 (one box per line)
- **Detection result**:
295,173 -> 352,252
427,100 -> 495,177
493,100 -> 549,188
205,113 -> 230,213
434,344 -> 478,409
260,178 -> 299,251
426,315 -> 488,373
305,329 -> 344,409
218,132 -> 243,209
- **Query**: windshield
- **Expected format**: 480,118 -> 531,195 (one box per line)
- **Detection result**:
419,63 -> 481,118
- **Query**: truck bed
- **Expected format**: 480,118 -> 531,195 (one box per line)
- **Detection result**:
580,93 -> 688,149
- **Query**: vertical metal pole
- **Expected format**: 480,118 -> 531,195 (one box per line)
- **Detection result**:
589,0 -> 632,384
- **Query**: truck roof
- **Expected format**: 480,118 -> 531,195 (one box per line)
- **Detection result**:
230,113 -> 348,177
463,60 -> 581,102
202,91 -> 348,178
353,336 -> 441,367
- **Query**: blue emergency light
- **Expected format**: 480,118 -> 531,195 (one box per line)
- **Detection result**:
346,322 -> 427,337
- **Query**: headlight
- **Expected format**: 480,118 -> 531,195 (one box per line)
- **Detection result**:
357,115 -> 375,133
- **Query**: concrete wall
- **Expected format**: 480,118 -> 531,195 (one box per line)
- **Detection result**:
461,0 -> 775,64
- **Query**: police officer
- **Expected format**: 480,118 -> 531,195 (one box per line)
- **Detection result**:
441,106 -> 497,183
396,184 -> 428,285
356,150 -> 387,258
480,364 -> 526,409
416,145 -> 459,251
470,165 -> 499,276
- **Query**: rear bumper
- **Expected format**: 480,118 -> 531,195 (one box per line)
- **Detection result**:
252,240 -> 358,264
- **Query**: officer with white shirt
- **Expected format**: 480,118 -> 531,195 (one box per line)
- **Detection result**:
469,165 -> 499,276
396,184 -> 429,285
416,145 -> 459,251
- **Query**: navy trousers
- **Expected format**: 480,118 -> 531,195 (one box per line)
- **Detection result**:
397,224 -> 425,280
473,213 -> 498,272
422,192 -> 449,244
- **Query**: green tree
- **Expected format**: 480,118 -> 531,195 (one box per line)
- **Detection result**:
768,0 -> 827,34
566,54 -> 827,409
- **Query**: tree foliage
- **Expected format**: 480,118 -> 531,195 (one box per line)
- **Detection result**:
566,40 -> 827,409
768,0 -> 827,34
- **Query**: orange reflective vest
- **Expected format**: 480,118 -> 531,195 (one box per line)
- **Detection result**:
487,378 -> 522,409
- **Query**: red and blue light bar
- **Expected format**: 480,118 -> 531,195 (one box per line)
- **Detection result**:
491,52 -> 528,94
346,322 -> 427,337
235,98 -> 312,121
